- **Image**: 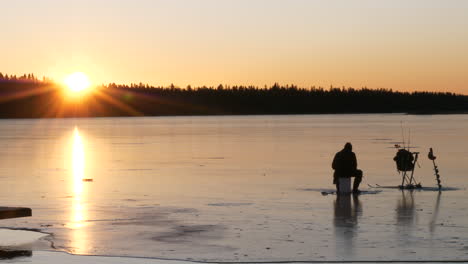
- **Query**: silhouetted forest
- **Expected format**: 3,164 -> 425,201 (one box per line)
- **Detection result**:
1,72 -> 468,118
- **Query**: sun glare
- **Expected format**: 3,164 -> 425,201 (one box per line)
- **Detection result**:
65,72 -> 91,92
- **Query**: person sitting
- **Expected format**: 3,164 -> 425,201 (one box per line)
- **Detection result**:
332,142 -> 363,194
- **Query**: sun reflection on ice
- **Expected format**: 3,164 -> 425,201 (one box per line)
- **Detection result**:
73,127 -> 85,197
70,127 -> 89,253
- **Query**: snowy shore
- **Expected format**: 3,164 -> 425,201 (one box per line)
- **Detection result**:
1,228 -> 467,264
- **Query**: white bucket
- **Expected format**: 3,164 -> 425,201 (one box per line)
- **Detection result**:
338,177 -> 351,194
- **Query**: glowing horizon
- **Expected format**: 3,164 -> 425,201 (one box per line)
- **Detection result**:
2,0 -> 468,94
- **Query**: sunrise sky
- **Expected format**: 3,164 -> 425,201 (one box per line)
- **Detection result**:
2,0 -> 468,93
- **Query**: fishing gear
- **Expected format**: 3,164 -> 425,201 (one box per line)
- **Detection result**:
428,148 -> 442,191
393,126 -> 421,189
368,124 -> 446,192
394,148 -> 421,189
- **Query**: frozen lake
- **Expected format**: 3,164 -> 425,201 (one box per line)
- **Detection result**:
1,114 -> 468,262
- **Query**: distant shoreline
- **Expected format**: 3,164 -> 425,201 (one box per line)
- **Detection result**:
1,111 -> 468,120
1,77 -> 468,119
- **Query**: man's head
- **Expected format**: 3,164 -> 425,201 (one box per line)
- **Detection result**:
344,142 -> 352,152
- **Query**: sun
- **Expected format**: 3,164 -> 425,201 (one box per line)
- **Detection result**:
64,72 -> 91,92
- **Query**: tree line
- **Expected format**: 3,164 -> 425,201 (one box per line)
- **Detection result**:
0,72 -> 51,83
1,72 -> 467,118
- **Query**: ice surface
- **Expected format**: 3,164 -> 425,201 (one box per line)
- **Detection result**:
1,115 -> 468,262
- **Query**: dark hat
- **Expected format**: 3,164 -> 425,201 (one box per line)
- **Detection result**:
344,142 -> 352,151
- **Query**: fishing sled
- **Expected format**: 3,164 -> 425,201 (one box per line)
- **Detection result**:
368,183 -> 422,190
321,190 -> 382,196
367,184 -> 457,192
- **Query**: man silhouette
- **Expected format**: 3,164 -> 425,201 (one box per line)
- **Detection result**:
332,142 -> 363,193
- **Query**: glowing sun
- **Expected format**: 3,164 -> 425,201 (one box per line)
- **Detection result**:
64,72 -> 91,92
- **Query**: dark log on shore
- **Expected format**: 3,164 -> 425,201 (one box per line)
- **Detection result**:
0,207 -> 32,220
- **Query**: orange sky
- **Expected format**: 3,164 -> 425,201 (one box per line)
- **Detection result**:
2,0 -> 468,93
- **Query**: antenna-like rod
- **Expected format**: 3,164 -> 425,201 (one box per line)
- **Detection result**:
408,129 -> 411,150
400,121 -> 406,149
